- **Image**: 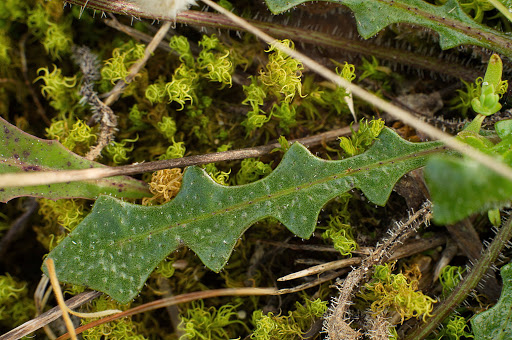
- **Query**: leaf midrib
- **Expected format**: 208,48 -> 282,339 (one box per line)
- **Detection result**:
117,143 -> 447,244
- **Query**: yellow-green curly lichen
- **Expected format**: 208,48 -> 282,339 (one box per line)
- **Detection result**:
156,116 -> 177,142
234,158 -> 273,185
104,135 -> 139,165
152,256 -> 176,278
251,297 -> 327,339
321,62 -> 356,115
0,0 -> 27,22
169,35 -> 195,68
46,118 -> 97,155
81,295 -> 145,340
26,4 -> 72,59
35,65 -> 78,114
361,263 -> 437,323
433,314 -> 473,340
157,138 -> 186,160
101,40 -> 145,86
0,274 -> 35,327
338,118 -> 385,157
180,301 -> 248,340
197,35 -> 235,87
260,39 -> 304,103
240,39 -> 307,133
439,265 -> 465,296
35,198 -> 88,250
321,215 -> 357,257
203,163 -> 231,186
146,65 -> 199,109
271,101 -> 297,132
127,104 -> 149,130
242,77 -> 267,116
38,198 -> 86,232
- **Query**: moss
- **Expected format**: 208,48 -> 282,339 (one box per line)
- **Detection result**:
0,274 -> 35,328
360,263 -> 437,323
35,198 -> 88,250
439,265 -> 466,296
179,301 -> 248,339
251,297 -> 328,339
100,40 -> 145,86
321,215 -> 358,257
35,65 -> 79,114
81,295 -> 146,340
233,158 -> 273,185
142,168 -> 183,205
338,118 -> 385,157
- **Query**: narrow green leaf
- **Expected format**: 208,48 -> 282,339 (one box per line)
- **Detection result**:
0,117 -> 150,202
424,157 -> 512,224
471,263 -> 512,339
46,128 -> 445,303
264,0 -> 512,57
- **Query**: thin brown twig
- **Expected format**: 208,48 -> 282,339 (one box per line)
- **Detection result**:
34,276 -> 56,340
55,287 -> 277,340
258,240 -> 359,254
103,17 -> 172,53
104,21 -> 173,106
277,234 -> 446,282
0,125 -> 355,188
276,269 -> 351,295
82,20 -> 172,160
19,33 -> 50,126
0,291 -> 102,340
0,198 -> 38,259
279,258 -> 361,282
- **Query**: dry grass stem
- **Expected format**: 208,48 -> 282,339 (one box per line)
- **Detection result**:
55,287 -> 278,340
0,126 -> 353,187
200,0 -> 512,182
0,291 -> 101,340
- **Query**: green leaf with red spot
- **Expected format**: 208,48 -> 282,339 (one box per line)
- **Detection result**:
0,117 -> 150,202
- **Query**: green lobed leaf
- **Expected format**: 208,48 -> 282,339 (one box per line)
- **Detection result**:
424,156 -> 512,224
264,0 -> 512,57
0,117 -> 150,202
471,263 -> 512,339
46,128 -> 445,303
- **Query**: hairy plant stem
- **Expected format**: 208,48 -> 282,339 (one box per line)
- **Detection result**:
177,12 -> 478,81
325,202 -> 432,340
67,1 -> 478,81
66,0 -> 512,56
404,217 -> 512,340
